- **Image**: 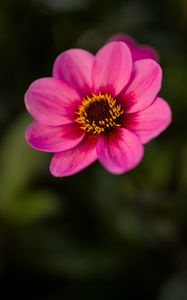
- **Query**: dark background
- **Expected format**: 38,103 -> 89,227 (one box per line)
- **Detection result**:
0,0 -> 187,299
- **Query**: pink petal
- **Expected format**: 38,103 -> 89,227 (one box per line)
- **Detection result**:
132,46 -> 158,62
92,42 -> 132,96
96,127 -> 144,174
24,77 -> 81,126
50,135 -> 97,177
25,121 -> 85,152
124,97 -> 172,144
120,59 -> 162,113
108,34 -> 158,61
53,49 -> 94,96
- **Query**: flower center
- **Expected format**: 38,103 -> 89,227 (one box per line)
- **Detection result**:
76,93 -> 123,134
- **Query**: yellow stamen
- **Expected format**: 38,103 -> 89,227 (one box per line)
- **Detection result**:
75,93 -> 123,135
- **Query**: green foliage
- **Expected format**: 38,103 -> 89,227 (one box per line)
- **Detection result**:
159,275 -> 187,300
0,115 -> 43,200
0,115 -> 60,223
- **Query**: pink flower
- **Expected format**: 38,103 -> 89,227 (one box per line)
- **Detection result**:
25,41 -> 172,177
108,33 -> 158,61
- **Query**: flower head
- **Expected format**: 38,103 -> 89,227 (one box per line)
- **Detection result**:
25,38 -> 172,177
108,33 -> 158,61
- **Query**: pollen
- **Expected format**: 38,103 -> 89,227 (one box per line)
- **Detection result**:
75,93 -> 124,134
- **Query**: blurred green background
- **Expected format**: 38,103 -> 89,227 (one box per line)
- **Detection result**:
0,0 -> 187,299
